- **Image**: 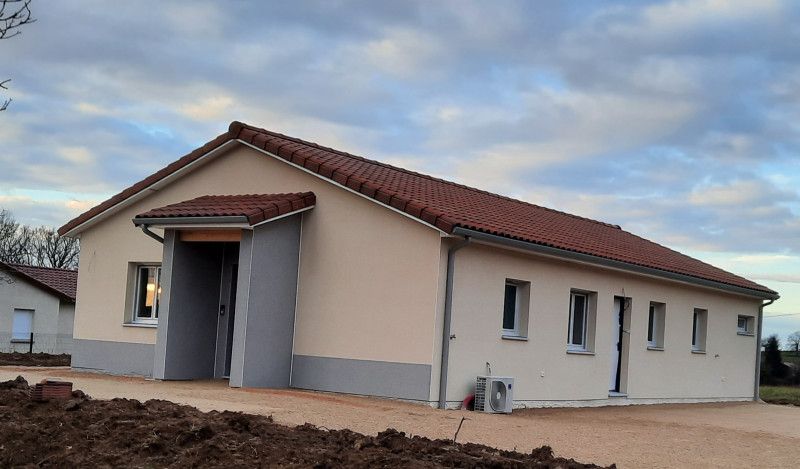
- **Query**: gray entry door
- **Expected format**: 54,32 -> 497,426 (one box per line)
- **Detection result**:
214,243 -> 240,378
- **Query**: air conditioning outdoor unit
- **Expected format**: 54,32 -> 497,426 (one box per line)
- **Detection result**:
475,375 -> 514,414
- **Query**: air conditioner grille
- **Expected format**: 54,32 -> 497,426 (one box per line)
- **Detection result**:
475,376 -> 487,412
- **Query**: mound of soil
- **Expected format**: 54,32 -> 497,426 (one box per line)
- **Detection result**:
0,376 -> 610,468
0,352 -> 70,367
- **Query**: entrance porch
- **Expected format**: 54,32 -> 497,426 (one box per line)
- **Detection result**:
132,193 -> 315,388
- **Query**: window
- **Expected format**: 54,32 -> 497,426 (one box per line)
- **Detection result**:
737,315 -> 754,335
568,291 -> 595,351
501,279 -> 530,338
133,265 -> 162,324
647,302 -> 666,349
692,308 -> 707,352
11,308 -> 34,342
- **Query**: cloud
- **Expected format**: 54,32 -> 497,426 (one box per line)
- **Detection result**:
731,254 -> 797,264
0,0 -> 798,262
753,274 -> 800,284
57,146 -> 94,165
75,102 -> 112,116
689,179 -> 797,207
0,194 -> 103,227
179,95 -> 235,121
361,27 -> 448,79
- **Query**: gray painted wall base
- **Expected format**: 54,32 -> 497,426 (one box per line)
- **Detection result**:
291,355 -> 431,401
72,339 -> 155,377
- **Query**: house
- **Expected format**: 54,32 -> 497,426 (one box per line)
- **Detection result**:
58,121 -> 779,408
0,262 -> 77,354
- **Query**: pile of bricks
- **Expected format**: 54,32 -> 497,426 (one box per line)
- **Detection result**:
30,380 -> 73,402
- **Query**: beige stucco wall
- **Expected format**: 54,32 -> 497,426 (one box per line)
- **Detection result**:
72,143 -> 443,366
443,242 -> 762,404
72,140 -> 764,403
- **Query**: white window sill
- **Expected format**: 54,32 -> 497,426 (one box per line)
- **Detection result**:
566,349 -> 594,356
646,346 -> 664,351
501,335 -> 528,342
737,332 -> 755,337
691,349 -> 706,354
123,322 -> 158,329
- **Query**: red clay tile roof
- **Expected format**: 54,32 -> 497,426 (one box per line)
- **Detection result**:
134,193 -> 316,226
59,121 -> 777,297
1,262 -> 78,302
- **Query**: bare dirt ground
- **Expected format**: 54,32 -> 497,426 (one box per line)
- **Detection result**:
3,367 -> 800,468
0,353 -> 70,366
0,376 -> 601,468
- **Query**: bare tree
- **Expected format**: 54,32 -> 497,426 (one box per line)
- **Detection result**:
788,331 -> 800,354
0,208 -> 78,269
1,0 -> 35,111
27,226 -> 79,269
0,208 -> 30,263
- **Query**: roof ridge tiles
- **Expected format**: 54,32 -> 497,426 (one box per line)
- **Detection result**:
229,121 -> 621,231
8,263 -> 78,273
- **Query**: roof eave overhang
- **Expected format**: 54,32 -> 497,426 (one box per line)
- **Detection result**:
452,227 -> 779,301
132,215 -> 250,229
131,205 -> 315,230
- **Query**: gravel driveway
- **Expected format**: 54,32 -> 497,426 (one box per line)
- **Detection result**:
3,366 -> 798,468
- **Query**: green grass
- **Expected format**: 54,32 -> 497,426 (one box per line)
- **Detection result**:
760,386 -> 800,406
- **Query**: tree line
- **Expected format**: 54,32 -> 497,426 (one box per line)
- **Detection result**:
761,334 -> 800,387
0,209 -> 79,269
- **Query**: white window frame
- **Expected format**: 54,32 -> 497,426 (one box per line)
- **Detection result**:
502,281 -> 521,336
692,308 -> 707,352
647,302 -> 666,349
737,315 -> 754,335
11,308 -> 34,342
568,292 -> 589,351
500,279 -> 531,339
132,265 -> 162,325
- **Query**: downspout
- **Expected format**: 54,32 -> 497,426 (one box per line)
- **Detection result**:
438,235 -> 470,409
754,297 -> 776,401
140,224 -> 164,244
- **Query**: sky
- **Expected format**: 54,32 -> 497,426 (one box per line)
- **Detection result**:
1,0 -> 798,343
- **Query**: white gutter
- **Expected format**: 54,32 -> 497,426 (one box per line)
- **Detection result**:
133,216 -> 250,226
452,227 -> 779,301
754,298 -> 776,401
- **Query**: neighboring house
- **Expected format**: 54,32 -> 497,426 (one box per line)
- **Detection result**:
0,262 -> 77,354
58,121 -> 778,408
